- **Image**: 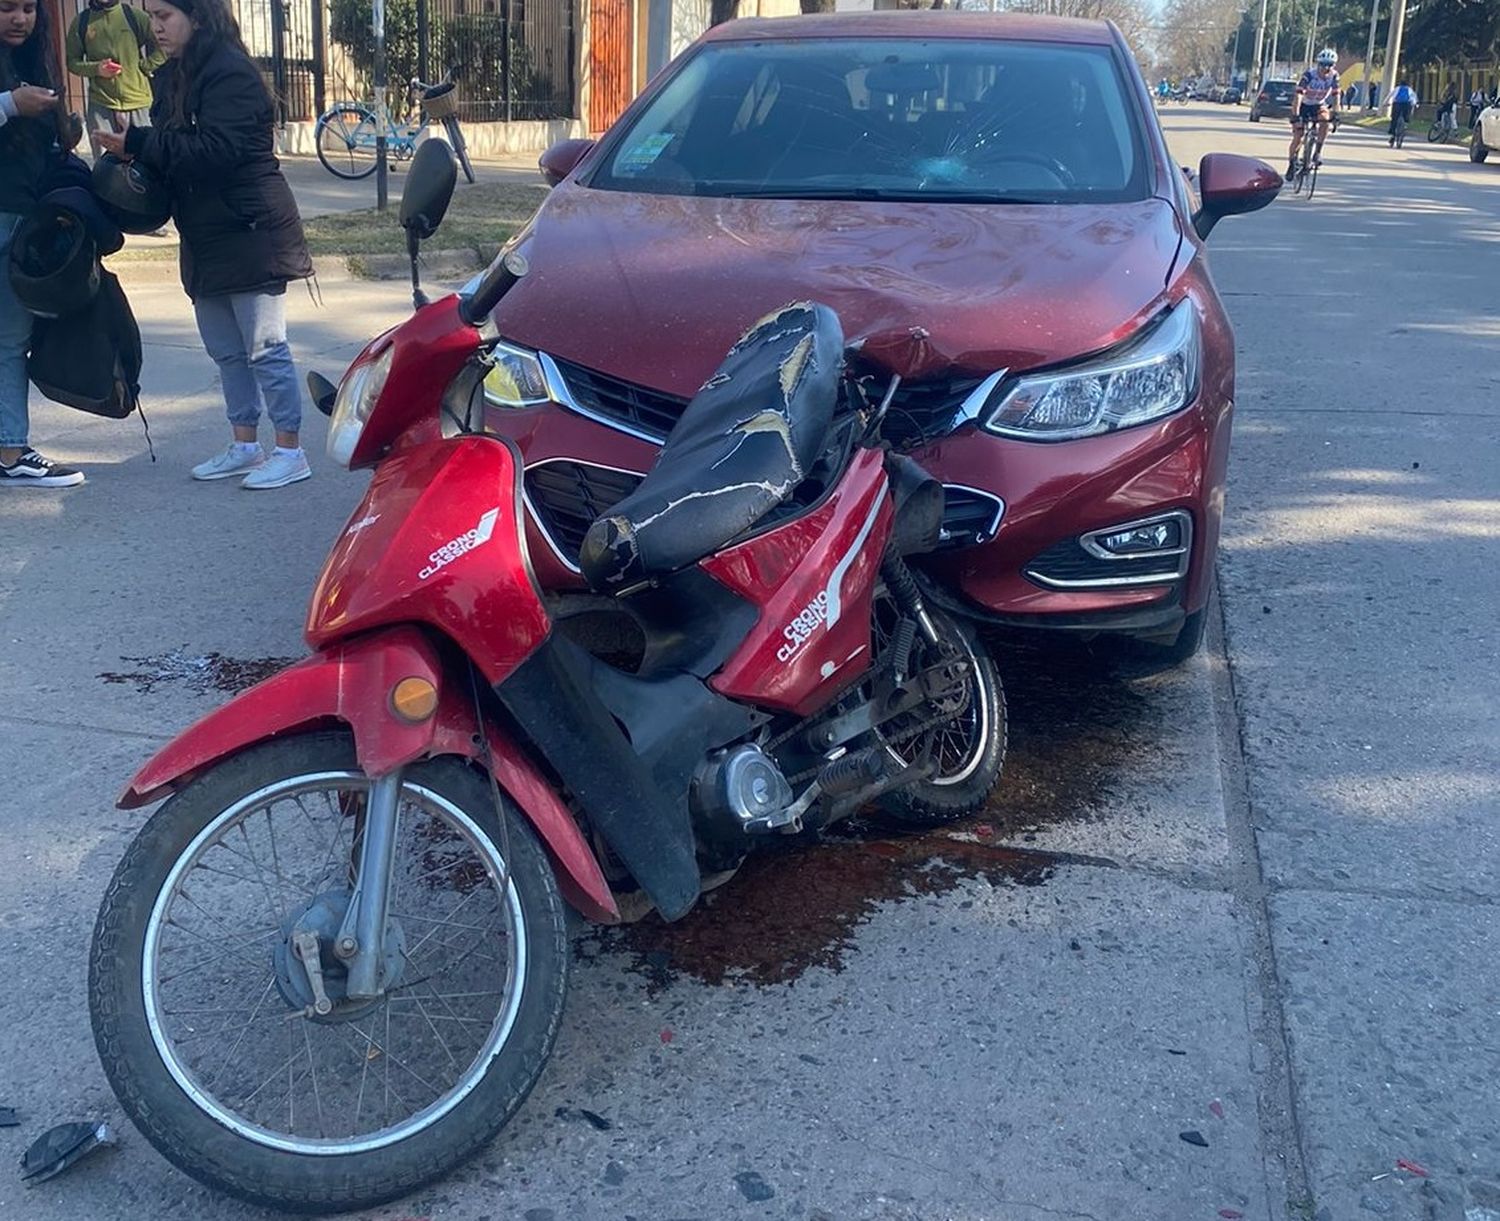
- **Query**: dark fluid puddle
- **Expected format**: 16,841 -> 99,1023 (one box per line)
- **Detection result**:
594,634 -> 1167,990
99,651 -> 299,695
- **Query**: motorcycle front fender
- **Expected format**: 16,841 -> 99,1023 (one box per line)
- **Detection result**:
118,625 -> 618,924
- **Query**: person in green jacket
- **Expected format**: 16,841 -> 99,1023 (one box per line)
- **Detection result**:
66,0 -> 163,142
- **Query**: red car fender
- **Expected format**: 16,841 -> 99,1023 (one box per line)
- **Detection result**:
118,625 -> 619,924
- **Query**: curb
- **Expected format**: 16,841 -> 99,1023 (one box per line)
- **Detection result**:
108,248 -> 488,293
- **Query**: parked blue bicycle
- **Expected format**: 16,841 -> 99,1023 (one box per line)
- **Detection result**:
316,73 -> 476,185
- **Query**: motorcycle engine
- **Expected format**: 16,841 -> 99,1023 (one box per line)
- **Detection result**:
691,744 -> 795,838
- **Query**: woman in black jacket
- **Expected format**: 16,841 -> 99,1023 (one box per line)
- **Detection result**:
96,0 -> 315,489
0,0 -> 86,487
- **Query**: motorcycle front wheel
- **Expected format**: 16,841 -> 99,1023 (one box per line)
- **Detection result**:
89,732 -> 569,1213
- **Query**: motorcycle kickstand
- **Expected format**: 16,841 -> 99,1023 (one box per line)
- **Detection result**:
334,770 -> 403,1000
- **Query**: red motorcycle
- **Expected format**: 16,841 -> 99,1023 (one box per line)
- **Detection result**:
88,143 -> 1005,1212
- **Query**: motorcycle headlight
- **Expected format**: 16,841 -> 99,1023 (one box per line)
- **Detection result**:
483,340 -> 553,408
984,304 -> 1200,442
327,345 -> 394,467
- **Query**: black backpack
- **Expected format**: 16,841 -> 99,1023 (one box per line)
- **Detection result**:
29,268 -> 143,420
78,3 -> 151,64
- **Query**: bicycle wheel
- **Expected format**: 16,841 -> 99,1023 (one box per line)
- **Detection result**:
1306,162 -> 1319,200
317,104 -> 380,180
1394,118 -> 1407,149
443,116 -> 476,185
1426,120 -> 1443,143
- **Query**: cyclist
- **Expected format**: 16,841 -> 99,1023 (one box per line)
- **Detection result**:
1157,78 -> 1171,103
1389,80 -> 1417,145
1289,49 -> 1340,177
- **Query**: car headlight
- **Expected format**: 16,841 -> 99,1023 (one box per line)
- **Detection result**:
483,340 -> 554,408
327,346 -> 394,467
984,304 -> 1200,441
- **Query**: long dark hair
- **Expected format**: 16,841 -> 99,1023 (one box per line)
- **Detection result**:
0,0 -> 58,92
162,0 -> 269,125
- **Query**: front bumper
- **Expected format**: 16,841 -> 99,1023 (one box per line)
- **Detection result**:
913,394 -> 1229,641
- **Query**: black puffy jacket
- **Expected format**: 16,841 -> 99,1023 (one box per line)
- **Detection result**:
125,44 -> 311,300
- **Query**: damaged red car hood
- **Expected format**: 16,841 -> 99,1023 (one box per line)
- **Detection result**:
494,184 -> 1185,395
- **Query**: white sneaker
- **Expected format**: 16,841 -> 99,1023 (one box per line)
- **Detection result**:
242,448 -> 311,490
193,443 -> 265,481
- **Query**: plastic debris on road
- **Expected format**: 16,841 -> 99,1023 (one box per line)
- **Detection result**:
1395,1158 -> 1430,1177
0,1108 -> 18,1128
20,1122 -> 113,1185
1179,1130 -> 1209,1148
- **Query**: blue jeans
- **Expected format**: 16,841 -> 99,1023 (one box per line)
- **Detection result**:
193,290 -> 302,436
0,212 -> 33,448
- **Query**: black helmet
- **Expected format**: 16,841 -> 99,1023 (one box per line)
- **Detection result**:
7,205 -> 101,320
91,154 -> 172,235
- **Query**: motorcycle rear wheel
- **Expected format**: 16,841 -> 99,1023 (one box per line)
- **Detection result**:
876,608 -> 1007,825
89,732 -> 569,1213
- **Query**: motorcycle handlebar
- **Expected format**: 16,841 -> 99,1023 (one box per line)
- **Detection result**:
459,250 -> 529,327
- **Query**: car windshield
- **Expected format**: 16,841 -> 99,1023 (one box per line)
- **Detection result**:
589,38 -> 1150,204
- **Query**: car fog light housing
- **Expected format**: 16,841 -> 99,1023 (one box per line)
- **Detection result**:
1086,516 -> 1184,558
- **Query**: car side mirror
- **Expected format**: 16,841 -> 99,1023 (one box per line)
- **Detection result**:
538,138 -> 596,188
1193,153 -> 1282,240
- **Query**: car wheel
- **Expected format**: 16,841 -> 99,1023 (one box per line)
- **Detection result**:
1250,112 -> 1260,122
1472,135 -> 1490,163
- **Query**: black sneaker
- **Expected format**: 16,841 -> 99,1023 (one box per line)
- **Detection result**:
0,449 -> 85,488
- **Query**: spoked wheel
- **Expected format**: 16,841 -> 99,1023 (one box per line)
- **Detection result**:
867,594 -> 1006,825
89,733 -> 568,1213
316,105 -> 379,180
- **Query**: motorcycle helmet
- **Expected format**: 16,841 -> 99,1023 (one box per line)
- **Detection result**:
91,153 -> 173,235
1316,48 -> 1337,66
7,204 -> 100,320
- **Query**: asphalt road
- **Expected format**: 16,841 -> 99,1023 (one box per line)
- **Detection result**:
0,103 -> 1494,1221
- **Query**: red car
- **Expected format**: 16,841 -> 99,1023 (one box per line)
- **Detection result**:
483,12 -> 1280,660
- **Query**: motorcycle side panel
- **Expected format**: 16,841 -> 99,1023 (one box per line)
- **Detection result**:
119,626 -> 619,924
307,436 -> 551,687
704,448 -> 892,717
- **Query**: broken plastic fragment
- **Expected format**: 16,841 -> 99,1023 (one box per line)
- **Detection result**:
0,1107 -> 18,1128
1179,1130 -> 1209,1148
1219,1210 -> 1245,1219
1209,1099 -> 1225,1119
20,1122 -> 113,1185
1395,1158 -> 1429,1178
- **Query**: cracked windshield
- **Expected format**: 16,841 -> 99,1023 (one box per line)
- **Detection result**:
592,40 -> 1148,203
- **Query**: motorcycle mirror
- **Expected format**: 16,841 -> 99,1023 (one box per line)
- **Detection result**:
399,139 -> 458,241
307,371 -> 338,417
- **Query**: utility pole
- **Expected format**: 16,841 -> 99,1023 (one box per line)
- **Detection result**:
1268,0 -> 1281,77
1360,0 -> 1380,111
1304,0 -> 1319,64
374,0 -> 388,211
1380,0 -> 1408,112
1251,0 -> 1269,90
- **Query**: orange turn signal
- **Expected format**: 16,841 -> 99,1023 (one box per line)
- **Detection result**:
390,677 -> 439,723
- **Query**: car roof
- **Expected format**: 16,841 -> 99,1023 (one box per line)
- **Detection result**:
702,12 -> 1119,47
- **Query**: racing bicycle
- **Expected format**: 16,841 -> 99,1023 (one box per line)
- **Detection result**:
1290,111 -> 1336,198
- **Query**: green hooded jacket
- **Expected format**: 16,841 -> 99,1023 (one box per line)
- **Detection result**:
66,2 -> 165,113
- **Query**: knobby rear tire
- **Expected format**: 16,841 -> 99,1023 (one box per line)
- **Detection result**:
88,732 -> 570,1213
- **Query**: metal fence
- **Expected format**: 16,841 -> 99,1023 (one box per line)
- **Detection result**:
231,0 -> 576,123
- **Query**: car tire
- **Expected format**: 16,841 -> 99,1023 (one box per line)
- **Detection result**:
1127,600 -> 1211,671
1250,112 -> 1260,122
1472,135 -> 1489,163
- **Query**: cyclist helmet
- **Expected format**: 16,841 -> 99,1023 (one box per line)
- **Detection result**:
1316,48 -> 1337,66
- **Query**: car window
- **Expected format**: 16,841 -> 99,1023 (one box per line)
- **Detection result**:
591,38 -> 1150,204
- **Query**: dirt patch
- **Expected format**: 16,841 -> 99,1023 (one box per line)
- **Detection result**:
99,651 -> 299,696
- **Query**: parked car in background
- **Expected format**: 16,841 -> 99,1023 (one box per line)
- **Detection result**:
496,13 -> 1281,661
1250,79 -> 1297,121
1472,102 -> 1500,162
1220,85 -> 1243,104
